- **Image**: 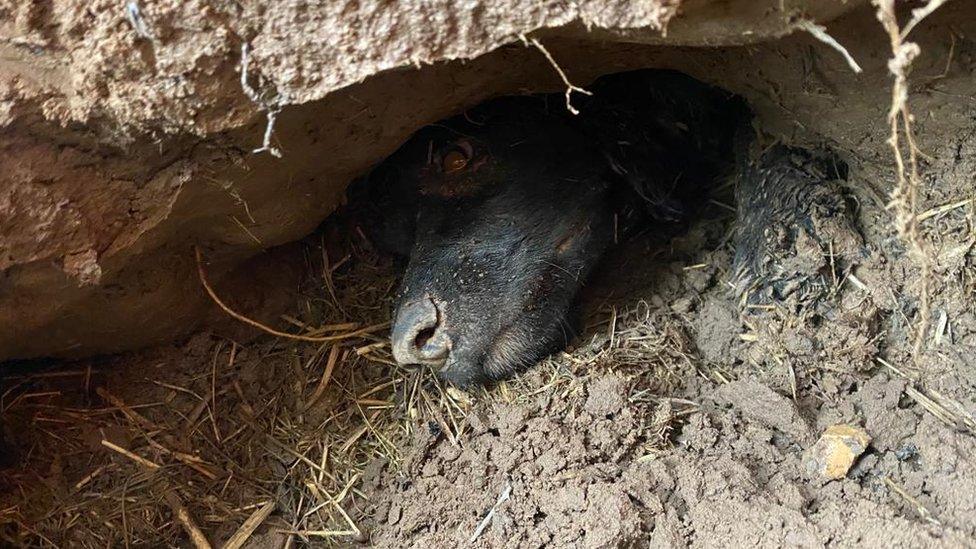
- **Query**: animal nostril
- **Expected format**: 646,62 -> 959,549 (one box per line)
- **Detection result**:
415,325 -> 437,349
391,297 -> 449,366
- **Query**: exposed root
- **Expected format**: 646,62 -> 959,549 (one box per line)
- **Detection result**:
795,19 -> 863,73
872,0 -> 946,361
240,43 -> 284,158
899,0 -> 952,40
521,36 -> 592,115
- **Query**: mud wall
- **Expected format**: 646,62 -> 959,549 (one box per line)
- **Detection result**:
1,0 -> 971,360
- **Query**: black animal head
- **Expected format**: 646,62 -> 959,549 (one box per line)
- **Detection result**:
355,70 -> 747,387
363,97 -> 615,387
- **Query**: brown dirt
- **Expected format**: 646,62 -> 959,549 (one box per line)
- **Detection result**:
358,207 -> 976,548
3,1 -> 976,547
362,370 -> 974,547
3,180 -> 975,546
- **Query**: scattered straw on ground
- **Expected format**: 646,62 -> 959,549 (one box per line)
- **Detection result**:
0,212 -> 715,547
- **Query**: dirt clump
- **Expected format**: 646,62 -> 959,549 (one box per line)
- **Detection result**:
362,365 -> 975,547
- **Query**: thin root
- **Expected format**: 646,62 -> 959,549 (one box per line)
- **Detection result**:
522,36 -> 592,115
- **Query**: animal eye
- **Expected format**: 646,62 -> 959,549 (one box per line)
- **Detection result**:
443,150 -> 468,173
441,141 -> 473,173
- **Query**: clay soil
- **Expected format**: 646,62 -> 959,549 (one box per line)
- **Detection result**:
2,169 -> 975,547
2,0 -> 976,546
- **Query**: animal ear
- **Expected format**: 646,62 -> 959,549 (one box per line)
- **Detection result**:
347,165 -> 418,257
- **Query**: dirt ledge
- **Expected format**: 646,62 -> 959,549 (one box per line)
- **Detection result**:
0,0 -> 971,360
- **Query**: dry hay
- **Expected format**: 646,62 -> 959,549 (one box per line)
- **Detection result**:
0,219 -> 704,547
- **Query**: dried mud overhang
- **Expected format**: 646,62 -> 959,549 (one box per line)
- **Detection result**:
0,0 -> 971,360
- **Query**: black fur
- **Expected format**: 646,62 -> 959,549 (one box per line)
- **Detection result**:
359,70 -> 749,387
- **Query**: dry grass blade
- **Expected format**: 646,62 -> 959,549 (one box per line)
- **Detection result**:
195,246 -> 389,342
876,357 -> 976,435
306,344 -> 341,409
222,501 -> 276,549
96,387 -> 157,431
469,482 -> 513,543
883,477 -> 942,526
101,440 -> 160,470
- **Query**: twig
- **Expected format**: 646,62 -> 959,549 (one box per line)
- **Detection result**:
469,482 -> 513,542
163,491 -> 213,549
101,440 -> 160,470
194,246 -> 389,342
795,19 -> 863,73
74,465 -> 110,490
521,36 -> 592,115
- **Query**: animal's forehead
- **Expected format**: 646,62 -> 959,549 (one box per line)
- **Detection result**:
385,106 -> 599,202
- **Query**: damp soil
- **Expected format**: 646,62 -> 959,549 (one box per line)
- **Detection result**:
2,178 -> 976,547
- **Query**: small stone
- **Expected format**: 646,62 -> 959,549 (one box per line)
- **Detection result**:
803,424 -> 872,481
387,502 -> 402,525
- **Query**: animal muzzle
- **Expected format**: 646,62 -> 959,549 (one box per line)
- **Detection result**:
390,296 -> 451,368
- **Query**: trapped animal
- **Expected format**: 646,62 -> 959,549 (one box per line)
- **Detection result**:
353,70 -> 860,387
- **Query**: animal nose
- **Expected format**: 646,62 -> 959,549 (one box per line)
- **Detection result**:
391,297 -> 450,367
